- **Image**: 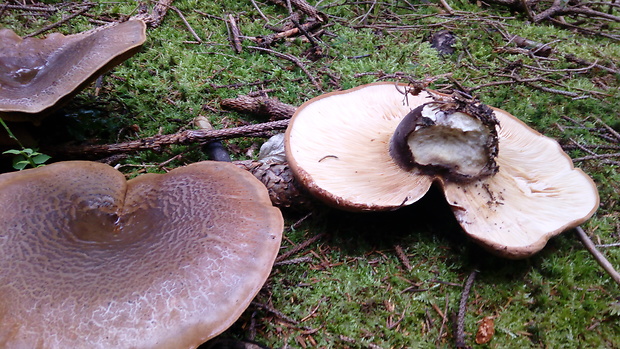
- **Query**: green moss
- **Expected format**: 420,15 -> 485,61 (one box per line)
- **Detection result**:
1,1 -> 619,348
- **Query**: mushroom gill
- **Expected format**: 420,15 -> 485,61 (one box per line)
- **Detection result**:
0,19 -> 147,123
285,82 -> 599,258
0,160 -> 283,348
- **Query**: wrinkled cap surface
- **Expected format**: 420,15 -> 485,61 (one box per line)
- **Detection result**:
0,161 -> 283,348
285,82 -> 599,258
0,20 -> 146,121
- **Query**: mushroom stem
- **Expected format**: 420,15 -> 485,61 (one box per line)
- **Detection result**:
388,100 -> 499,182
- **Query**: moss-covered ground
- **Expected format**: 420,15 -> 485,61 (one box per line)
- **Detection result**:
2,0 -> 619,347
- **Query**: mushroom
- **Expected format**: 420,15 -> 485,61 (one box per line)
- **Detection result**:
0,19 -> 147,123
285,82 -> 599,258
0,160 -> 283,348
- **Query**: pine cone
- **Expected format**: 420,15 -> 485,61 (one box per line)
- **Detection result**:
235,160 -> 314,210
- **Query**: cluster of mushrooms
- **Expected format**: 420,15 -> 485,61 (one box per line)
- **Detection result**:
0,17 -> 599,349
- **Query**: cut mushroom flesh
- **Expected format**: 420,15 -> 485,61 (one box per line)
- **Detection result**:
389,100 -> 499,182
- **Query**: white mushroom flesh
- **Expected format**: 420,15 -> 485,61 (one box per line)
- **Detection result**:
408,106 -> 493,178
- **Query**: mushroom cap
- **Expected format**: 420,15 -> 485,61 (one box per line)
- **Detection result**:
0,19 -> 147,122
0,160 -> 283,348
285,82 -> 599,258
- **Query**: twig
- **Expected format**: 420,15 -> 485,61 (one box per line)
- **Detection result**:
519,0 -> 535,22
47,120 -> 290,157
596,242 -> 620,248
436,294 -> 450,347
274,256 -> 314,266
250,0 -> 271,22
267,0 -> 326,22
248,46 -> 322,91
532,0 -> 562,23
220,95 -> 297,120
227,14 -> 243,53
25,4 -> 94,37
525,83 -> 581,97
251,301 -> 300,325
572,153 -> 620,162
170,6 -> 203,43
276,233 -> 325,263
1,4 -> 58,12
455,270 -> 477,348
438,0 -> 455,15
394,245 -> 413,271
593,116 -> 620,143
250,21 -> 321,47
576,226 -> 620,286
288,211 -> 314,231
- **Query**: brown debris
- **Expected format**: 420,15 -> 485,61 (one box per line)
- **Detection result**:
475,316 -> 495,344
253,20 -> 322,48
394,245 -> 413,271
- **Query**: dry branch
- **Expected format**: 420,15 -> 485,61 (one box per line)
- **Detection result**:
455,270 -> 477,348
266,0 -> 327,22
227,14 -> 243,53
25,4 -> 94,37
46,120 -> 289,157
484,0 -> 620,40
220,95 -> 297,120
576,226 -> 620,286
251,20 -> 322,47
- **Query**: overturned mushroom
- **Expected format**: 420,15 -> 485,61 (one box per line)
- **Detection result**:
285,82 -> 599,258
0,19 -> 146,123
0,160 -> 283,348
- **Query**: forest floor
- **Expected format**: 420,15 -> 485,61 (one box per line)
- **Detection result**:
1,0 -> 619,348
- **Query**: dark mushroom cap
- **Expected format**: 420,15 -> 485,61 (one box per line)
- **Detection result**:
0,160 -> 283,348
285,82 -> 599,258
0,19 -> 146,122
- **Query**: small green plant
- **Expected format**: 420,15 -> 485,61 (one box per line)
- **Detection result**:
2,148 -> 51,170
1,119 -> 51,170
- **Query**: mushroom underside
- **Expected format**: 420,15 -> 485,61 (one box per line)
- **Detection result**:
285,82 -> 599,258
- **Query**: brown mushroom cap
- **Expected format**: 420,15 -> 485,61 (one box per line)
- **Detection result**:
0,19 -> 147,122
0,160 -> 283,348
285,82 -> 599,258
